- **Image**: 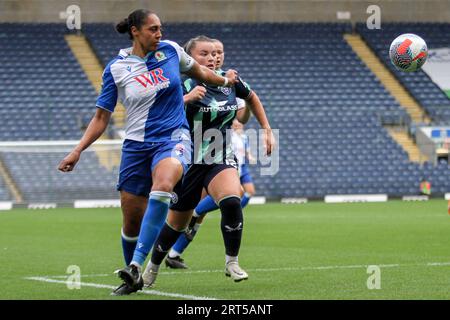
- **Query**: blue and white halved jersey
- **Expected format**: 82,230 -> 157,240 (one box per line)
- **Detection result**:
96,40 -> 194,142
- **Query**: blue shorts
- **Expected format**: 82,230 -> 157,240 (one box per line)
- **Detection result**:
240,163 -> 253,185
117,139 -> 191,197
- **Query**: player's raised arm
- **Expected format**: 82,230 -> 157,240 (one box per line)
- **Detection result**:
58,108 -> 111,172
185,62 -> 238,88
169,37 -> 237,88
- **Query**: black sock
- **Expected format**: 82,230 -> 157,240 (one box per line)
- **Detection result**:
219,196 -> 244,257
151,223 -> 184,266
188,216 -> 198,229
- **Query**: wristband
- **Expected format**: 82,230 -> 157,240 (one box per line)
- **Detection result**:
223,77 -> 228,87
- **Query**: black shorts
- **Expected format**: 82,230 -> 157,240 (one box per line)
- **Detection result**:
171,162 -> 238,212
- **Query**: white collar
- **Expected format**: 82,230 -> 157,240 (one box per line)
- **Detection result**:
118,47 -> 133,58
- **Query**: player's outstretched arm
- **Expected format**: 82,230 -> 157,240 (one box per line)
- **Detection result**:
58,108 -> 111,172
245,92 -> 275,156
236,92 -> 262,124
185,61 -> 238,87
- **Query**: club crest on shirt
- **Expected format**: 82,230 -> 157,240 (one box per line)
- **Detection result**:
174,143 -> 186,156
170,192 -> 179,204
220,87 -> 231,95
155,51 -> 167,62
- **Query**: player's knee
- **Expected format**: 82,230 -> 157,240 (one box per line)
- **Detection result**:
219,196 -> 242,220
244,184 -> 255,196
123,206 -> 144,228
167,211 -> 192,231
196,215 -> 206,224
167,221 -> 186,232
123,218 -> 142,237
152,180 -> 175,193
121,202 -> 146,236
219,196 -> 241,209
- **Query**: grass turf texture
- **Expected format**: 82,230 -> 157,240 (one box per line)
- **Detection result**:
0,200 -> 449,299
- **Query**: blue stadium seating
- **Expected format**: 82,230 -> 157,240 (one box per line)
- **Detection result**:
84,22 -> 409,125
245,107 -> 449,198
0,23 -> 116,201
0,23 -> 98,141
1,22 -> 450,201
1,151 -> 118,202
0,175 -> 11,201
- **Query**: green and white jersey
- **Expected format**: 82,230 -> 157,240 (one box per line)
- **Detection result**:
182,72 -> 252,164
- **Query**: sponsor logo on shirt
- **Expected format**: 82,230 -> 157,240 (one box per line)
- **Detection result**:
199,104 -> 238,112
134,68 -> 170,91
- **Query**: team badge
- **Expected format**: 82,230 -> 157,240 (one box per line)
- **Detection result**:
170,192 -> 179,204
221,87 -> 231,95
174,143 -> 185,157
155,51 -> 166,62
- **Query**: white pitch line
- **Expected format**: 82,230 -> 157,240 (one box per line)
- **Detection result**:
44,274 -> 111,279
24,277 -> 217,300
427,262 -> 450,266
152,261 -> 446,274
39,261 -> 450,279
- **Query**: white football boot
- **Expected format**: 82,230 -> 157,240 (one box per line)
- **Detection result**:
142,263 -> 159,288
225,261 -> 249,282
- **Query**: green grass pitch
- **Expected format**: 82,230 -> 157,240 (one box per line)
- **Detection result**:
1,200 -> 449,300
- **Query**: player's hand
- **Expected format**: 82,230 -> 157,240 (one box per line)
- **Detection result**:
186,86 -> 207,102
263,128 -> 276,156
58,150 -> 81,172
224,69 -> 238,87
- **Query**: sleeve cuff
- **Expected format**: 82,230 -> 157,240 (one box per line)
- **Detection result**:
96,104 -> 114,113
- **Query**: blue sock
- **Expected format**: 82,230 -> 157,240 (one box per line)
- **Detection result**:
195,195 -> 219,216
241,193 -> 251,208
121,229 -> 138,266
172,232 -> 193,256
131,191 -> 171,267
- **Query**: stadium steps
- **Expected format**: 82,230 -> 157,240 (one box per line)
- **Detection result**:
0,157 -> 23,203
65,35 -> 121,170
344,34 -> 430,124
64,34 -> 126,128
385,126 -> 428,163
